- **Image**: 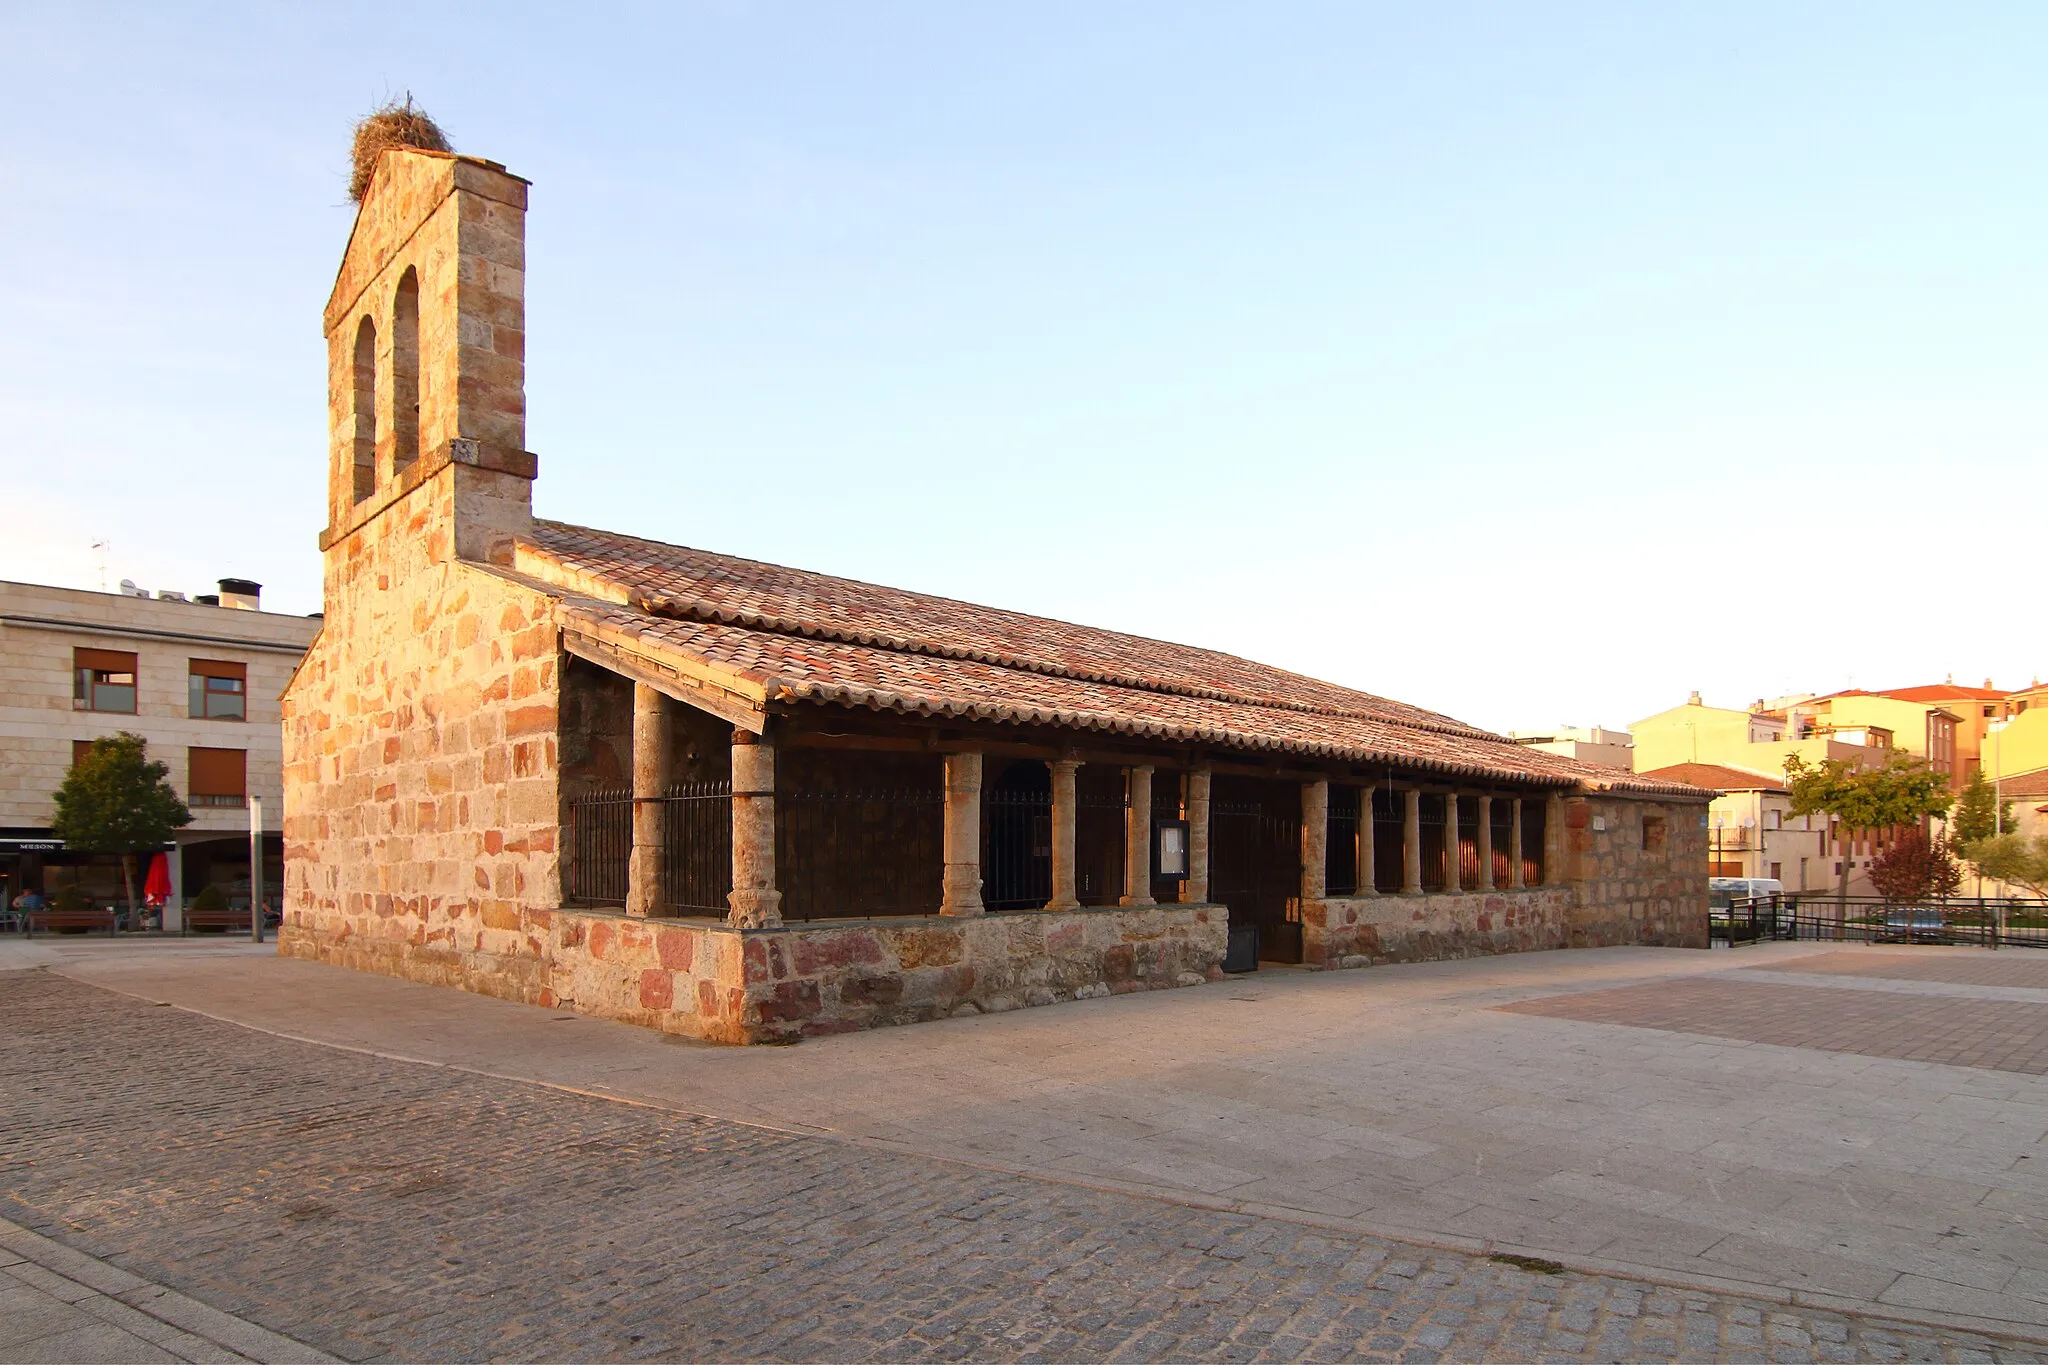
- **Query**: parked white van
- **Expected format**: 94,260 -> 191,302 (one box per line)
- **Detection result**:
1709,877 -> 1784,910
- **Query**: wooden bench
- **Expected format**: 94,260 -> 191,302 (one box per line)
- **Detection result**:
26,907 -> 117,937
182,904 -> 252,934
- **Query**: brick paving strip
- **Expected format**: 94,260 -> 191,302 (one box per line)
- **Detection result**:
1750,951 -> 2048,991
1500,977 -> 2048,1076
5,972 -> 2044,1363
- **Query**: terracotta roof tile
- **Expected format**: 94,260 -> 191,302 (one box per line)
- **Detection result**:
1638,762 -> 1787,793
1997,767 -> 2048,798
528,521 -> 1707,800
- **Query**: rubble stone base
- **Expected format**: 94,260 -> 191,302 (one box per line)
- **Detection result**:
282,902 -> 1227,1044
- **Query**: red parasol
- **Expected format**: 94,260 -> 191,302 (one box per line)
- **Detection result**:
143,853 -> 173,907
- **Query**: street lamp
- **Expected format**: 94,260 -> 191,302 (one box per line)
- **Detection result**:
248,794 -> 264,945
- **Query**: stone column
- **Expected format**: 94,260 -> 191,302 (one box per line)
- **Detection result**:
1444,792 -> 1462,894
1184,767 -> 1212,903
1121,764 -> 1156,907
626,682 -> 672,918
1545,792 -> 1567,886
727,730 -> 781,928
1403,788 -> 1423,894
1046,757 -> 1080,911
1357,788 -> 1377,897
1510,798 -> 1526,889
941,751 -> 985,916
1301,779 -> 1328,904
1477,794 -> 1495,891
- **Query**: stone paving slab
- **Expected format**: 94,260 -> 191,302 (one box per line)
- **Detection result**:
3,970 -> 2043,1363
0,1213 -> 337,1364
43,938 -> 2048,1334
1500,976 -> 2048,1075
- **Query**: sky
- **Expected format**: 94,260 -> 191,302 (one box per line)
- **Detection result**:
2,2 -> 2043,736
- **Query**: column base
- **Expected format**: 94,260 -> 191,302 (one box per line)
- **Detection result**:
940,866 -> 984,916
727,889 -> 783,929
1044,896 -> 1081,912
1119,895 -> 1157,908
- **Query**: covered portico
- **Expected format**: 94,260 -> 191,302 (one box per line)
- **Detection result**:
557,627 -> 1579,974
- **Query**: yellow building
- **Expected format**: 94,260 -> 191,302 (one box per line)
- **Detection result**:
1787,692 -> 1960,788
1629,693 -> 1884,784
1638,763 -> 1831,890
1982,705 -> 2048,800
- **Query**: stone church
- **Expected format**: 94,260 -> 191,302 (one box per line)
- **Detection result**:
280,145 -> 1710,1043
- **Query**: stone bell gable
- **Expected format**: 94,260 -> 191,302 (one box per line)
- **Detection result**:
320,148 -> 536,573
284,148 -> 565,997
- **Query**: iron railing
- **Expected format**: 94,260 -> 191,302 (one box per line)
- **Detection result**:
1456,802 -> 1482,890
1715,894 -> 2048,949
1522,801 -> 1547,888
567,788 -> 633,905
1418,794 -> 1448,892
984,786 -> 1052,910
1326,787 -> 1362,896
660,781 -> 734,913
779,786 -> 944,920
566,783 -> 733,911
1490,802 -> 1515,889
1371,788 -> 1406,892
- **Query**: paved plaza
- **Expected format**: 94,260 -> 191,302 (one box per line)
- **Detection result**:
4,937 -> 2048,1360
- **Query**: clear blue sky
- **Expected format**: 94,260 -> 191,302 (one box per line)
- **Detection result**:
3,3 -> 2043,734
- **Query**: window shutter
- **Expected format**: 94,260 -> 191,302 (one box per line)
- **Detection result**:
72,740 -> 95,768
188,747 -> 248,797
189,659 -> 247,681
75,647 -> 137,673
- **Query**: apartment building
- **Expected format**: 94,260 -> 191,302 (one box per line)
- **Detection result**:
0,577 -> 319,926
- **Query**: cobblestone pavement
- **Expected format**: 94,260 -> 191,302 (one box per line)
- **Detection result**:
1502,977 -> 2048,1075
1752,951 -> 2048,990
4,971 -> 2043,1363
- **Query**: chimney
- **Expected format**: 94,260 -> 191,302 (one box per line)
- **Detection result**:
218,578 -> 262,611
1687,690 -> 1702,706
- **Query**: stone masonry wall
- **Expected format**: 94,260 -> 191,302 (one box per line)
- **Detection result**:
280,489 -> 565,982
1302,793 -> 1708,968
1562,794 -> 1710,949
1307,888 -> 1576,967
287,897 -> 1226,1045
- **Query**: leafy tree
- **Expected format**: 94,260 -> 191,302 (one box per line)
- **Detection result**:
51,733 -> 190,929
1970,832 -> 2048,900
1867,829 -> 1963,903
1950,769 -> 2015,847
1783,753 -> 1955,926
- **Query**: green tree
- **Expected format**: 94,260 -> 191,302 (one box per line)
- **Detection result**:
1783,753 -> 1955,930
1970,832 -> 2048,900
51,733 -> 190,929
1950,769 -> 2015,847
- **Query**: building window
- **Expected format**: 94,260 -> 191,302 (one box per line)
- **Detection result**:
72,739 -> 95,769
188,747 -> 247,808
188,659 -> 247,720
73,648 -> 137,713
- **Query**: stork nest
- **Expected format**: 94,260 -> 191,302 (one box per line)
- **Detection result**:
348,97 -> 451,202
